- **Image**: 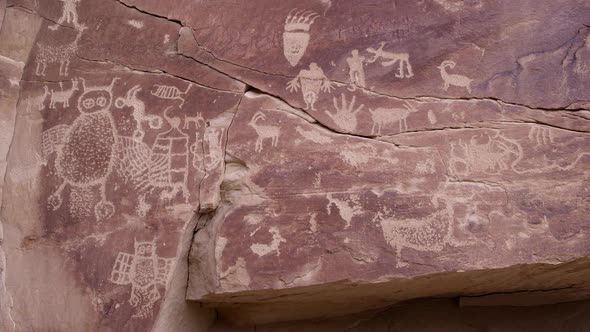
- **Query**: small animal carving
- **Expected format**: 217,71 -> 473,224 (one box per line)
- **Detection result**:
369,101 -> 417,135
437,60 -> 473,93
248,111 -> 280,152
35,25 -> 86,76
49,78 -> 79,109
183,113 -> 205,129
150,83 -> 191,108
325,94 -> 364,133
366,42 -> 414,78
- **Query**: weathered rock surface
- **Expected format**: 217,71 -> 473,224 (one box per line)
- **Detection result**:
0,0 -> 589,331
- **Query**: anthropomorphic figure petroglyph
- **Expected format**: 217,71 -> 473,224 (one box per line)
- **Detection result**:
35,25 -> 86,76
346,49 -> 366,91
49,78 -> 79,109
437,60 -> 473,93
366,42 -> 414,78
369,101 -> 417,135
287,63 -> 335,110
325,93 -> 364,133
43,77 -> 120,220
115,85 -> 163,141
150,83 -> 191,108
248,111 -> 280,152
283,9 -> 319,66
110,239 -> 173,319
49,0 -> 82,30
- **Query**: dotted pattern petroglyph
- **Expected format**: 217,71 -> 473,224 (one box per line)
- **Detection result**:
110,240 -> 173,319
283,9 -> 319,66
35,26 -> 86,77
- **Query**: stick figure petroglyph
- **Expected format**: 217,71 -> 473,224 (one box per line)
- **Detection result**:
287,63 -> 335,110
49,78 -> 79,109
438,60 -> 473,93
42,77 -> 120,220
248,111 -> 280,153
35,25 -> 86,76
115,85 -> 163,141
325,94 -> 364,133
110,239 -> 173,319
48,0 -> 82,30
283,9 -> 319,66
366,42 -> 414,79
150,83 -> 191,108
369,101 -> 417,135
346,49 -> 366,91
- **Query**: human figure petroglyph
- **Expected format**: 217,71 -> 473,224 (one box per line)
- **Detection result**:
115,85 -> 163,141
183,113 -> 205,130
346,49 -> 366,91
110,239 -> 173,319
43,77 -> 120,220
248,111 -> 280,153
287,63 -> 335,110
49,78 -> 79,109
449,132 -> 522,176
35,25 -> 86,76
48,0 -> 82,30
150,83 -> 191,108
438,60 -> 473,93
369,101 -> 417,135
528,125 -> 554,146
326,193 -> 362,229
283,9 -> 319,66
366,42 -> 414,78
250,227 -> 287,257
325,94 -> 363,133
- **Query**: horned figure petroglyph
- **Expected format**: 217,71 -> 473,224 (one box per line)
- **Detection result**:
110,239 -> 173,319
369,101 -> 417,135
283,9 -> 319,66
287,63 -> 335,110
438,60 -> 473,93
366,42 -> 414,79
42,77 -> 120,220
35,25 -> 86,76
150,83 -> 191,108
325,94 -> 364,133
249,111 -> 279,153
183,113 -> 205,130
528,125 -> 554,146
449,132 -> 521,176
115,85 -> 163,141
49,0 -> 82,31
346,49 -> 366,91
49,78 -> 79,109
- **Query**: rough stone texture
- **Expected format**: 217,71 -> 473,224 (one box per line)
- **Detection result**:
0,0 -> 589,331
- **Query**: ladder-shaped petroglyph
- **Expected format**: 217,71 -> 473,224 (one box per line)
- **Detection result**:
326,193 -> 363,229
346,49 -> 367,91
250,227 -> 287,257
49,0 -> 83,31
438,60 -> 473,93
449,132 -> 522,176
366,42 -> 414,79
528,125 -> 554,146
283,9 -> 319,66
325,93 -> 363,133
110,239 -> 173,319
150,83 -> 191,108
48,78 -> 79,109
248,111 -> 280,153
35,25 -> 87,76
287,63 -> 335,110
42,77 -> 120,220
115,85 -> 163,141
369,101 -> 417,135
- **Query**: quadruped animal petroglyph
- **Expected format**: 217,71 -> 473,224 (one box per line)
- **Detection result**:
49,0 -> 83,31
366,42 -> 414,79
283,9 -> 320,66
438,60 -> 473,93
48,78 -> 79,109
249,111 -> 280,153
369,101 -> 417,135
35,25 -> 87,77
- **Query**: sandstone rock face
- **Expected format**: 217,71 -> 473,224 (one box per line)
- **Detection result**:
0,0 -> 589,331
